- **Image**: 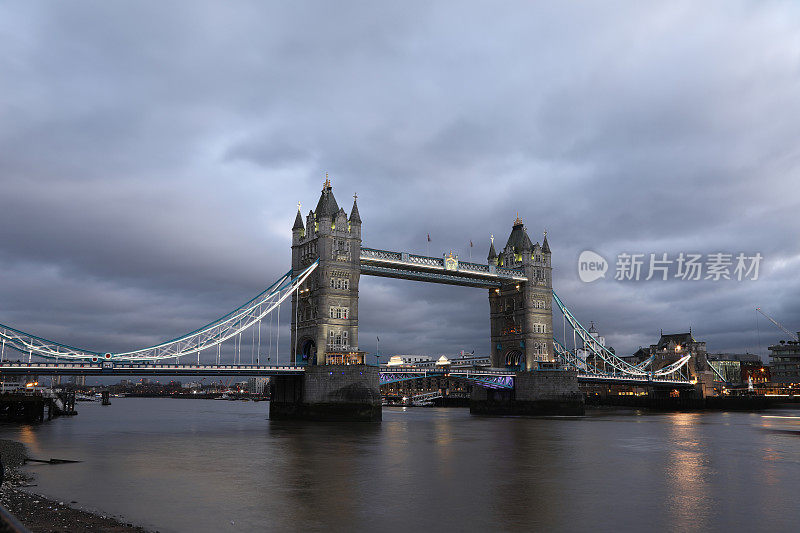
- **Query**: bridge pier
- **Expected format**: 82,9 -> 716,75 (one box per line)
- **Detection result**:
269,365 -> 381,422
470,369 -> 584,416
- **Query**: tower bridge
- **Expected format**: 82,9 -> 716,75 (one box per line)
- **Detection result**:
290,180 -> 556,372
0,178 -> 699,422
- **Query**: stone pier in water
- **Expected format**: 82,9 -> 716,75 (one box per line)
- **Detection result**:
270,365 -> 382,422
470,369 -> 585,416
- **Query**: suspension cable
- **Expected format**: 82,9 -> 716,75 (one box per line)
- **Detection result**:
294,284 -> 299,364
269,307 -> 273,363
277,302 -> 281,366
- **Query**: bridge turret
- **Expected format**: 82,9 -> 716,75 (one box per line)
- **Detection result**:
487,235 -> 497,265
292,206 -> 305,244
291,176 -> 362,366
349,194 -> 362,239
490,216 -> 554,370
500,215 -> 534,267
306,210 -> 316,236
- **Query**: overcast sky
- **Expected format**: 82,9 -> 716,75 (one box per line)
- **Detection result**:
1,1 -> 799,366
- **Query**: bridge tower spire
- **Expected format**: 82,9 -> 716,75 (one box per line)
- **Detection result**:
291,177 -> 362,365
489,216 -> 553,370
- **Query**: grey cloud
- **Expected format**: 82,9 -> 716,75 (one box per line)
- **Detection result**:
1,1 -> 799,361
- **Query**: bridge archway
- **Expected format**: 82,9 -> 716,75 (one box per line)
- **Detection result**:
298,337 -> 317,365
504,349 -> 525,371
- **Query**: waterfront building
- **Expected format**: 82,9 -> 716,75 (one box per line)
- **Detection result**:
706,353 -> 763,384
1,374 -> 34,392
742,360 -> 770,384
768,334 -> 800,383
648,330 -> 708,378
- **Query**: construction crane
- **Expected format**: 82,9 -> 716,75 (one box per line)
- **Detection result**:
755,307 -> 800,341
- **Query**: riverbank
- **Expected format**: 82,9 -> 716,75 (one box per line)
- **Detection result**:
0,438 -> 152,532
1,484 -> 152,533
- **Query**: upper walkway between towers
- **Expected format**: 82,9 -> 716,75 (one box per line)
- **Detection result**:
359,247 -> 527,288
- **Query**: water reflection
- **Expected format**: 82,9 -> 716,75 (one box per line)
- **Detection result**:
3,401 -> 800,532
664,413 -> 711,531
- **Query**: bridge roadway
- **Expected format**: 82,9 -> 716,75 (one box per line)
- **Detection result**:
0,362 -> 694,389
378,366 -> 695,389
0,362 -> 305,377
0,362 -> 512,381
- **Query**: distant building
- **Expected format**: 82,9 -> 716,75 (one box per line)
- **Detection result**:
247,377 -> 269,394
578,322 -> 609,368
621,347 -> 650,366
648,331 -> 708,378
386,355 -> 434,366
1,375 -> 33,392
769,334 -> 800,383
707,353 -> 762,384
741,360 -> 770,384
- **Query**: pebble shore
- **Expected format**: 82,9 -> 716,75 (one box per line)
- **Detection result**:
1,483 -> 152,533
1,439 -> 152,532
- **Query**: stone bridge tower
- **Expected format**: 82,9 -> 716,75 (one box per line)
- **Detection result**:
290,178 -> 362,365
488,217 -> 553,370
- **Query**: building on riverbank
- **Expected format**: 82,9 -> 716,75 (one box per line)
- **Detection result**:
648,331 -> 709,379
707,353 -> 766,384
769,335 -> 800,383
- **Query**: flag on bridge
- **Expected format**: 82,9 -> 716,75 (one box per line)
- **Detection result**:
470,240 -> 473,248
377,336 -> 380,342
427,233 -> 431,242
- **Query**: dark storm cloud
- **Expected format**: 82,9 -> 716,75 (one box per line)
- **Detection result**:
1,1 -> 799,360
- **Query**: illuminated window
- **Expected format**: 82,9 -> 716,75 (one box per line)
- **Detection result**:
329,306 -> 349,319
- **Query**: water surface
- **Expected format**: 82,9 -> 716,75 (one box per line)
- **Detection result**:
2,399 -> 799,532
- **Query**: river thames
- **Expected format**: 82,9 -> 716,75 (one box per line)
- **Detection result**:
3,399 -> 800,532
